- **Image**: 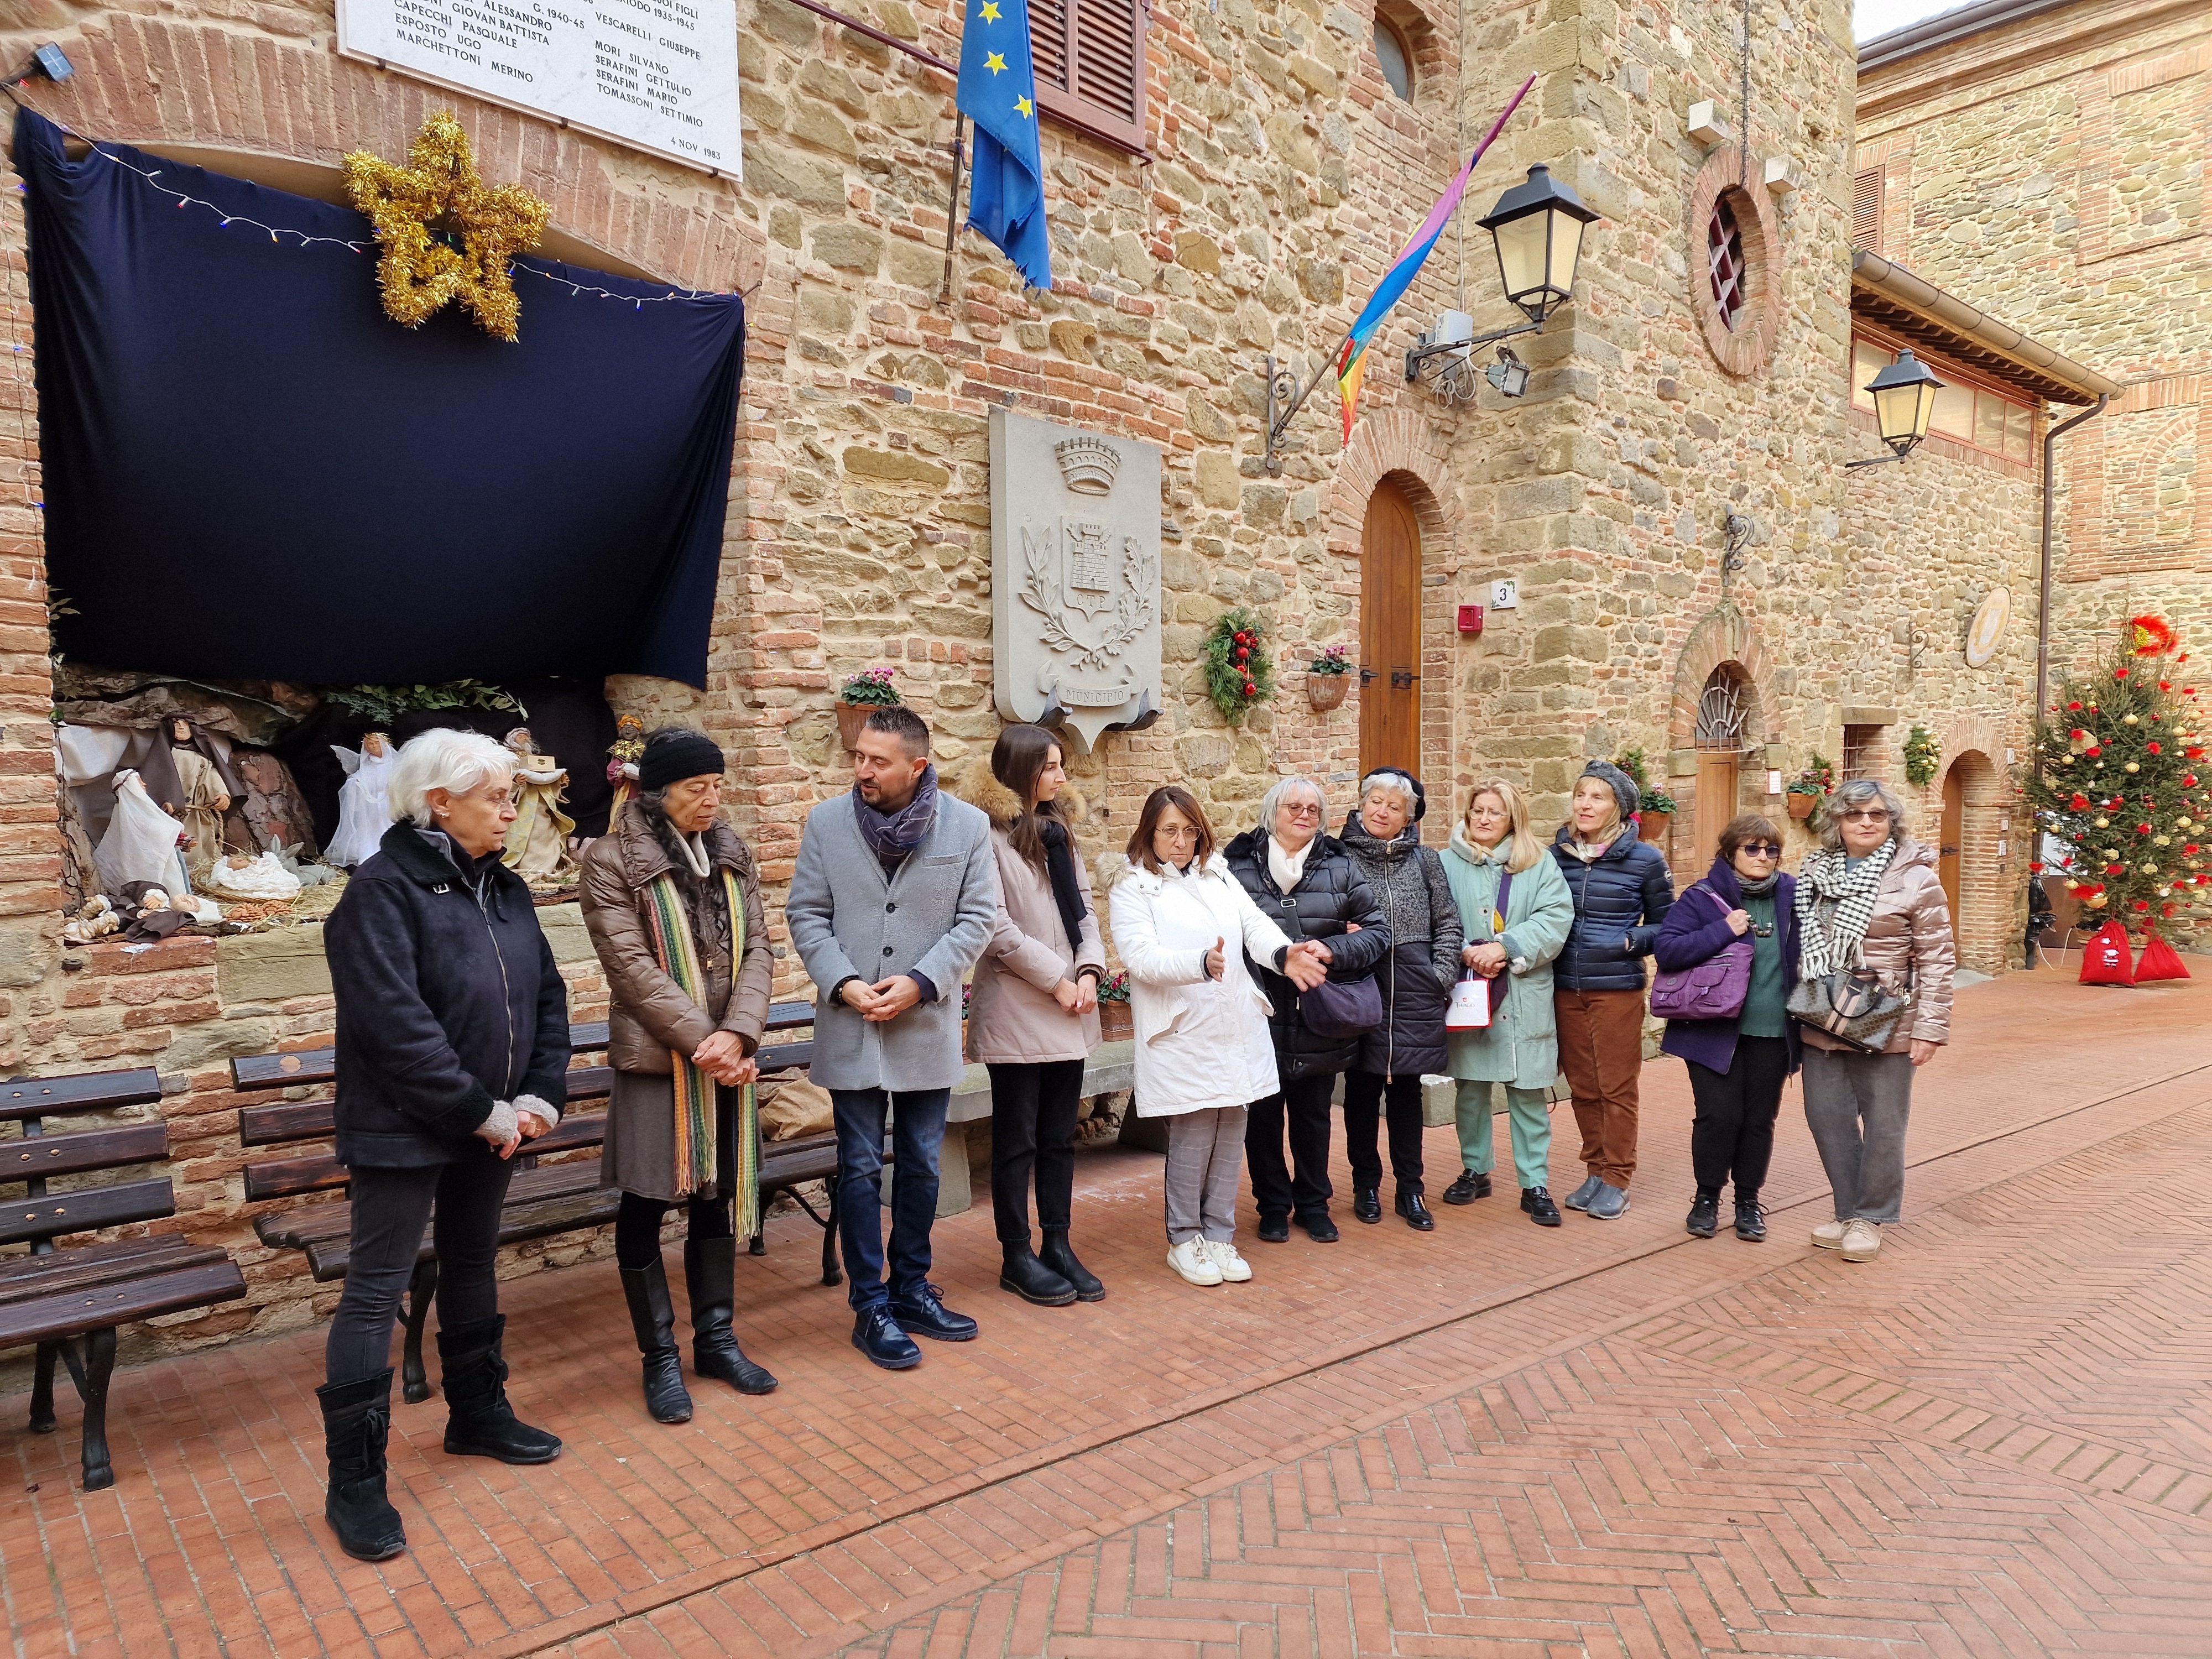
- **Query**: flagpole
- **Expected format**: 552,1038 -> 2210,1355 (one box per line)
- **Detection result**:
938,112 -> 967,308
1263,72 -> 1536,474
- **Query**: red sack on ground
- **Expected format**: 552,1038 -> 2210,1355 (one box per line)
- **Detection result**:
2135,928 -> 2192,983
2078,919 -> 2137,986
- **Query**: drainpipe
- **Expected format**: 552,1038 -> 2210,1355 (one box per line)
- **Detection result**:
2034,393 -> 2109,718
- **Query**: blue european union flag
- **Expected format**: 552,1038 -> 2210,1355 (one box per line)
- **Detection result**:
956,0 -> 1053,291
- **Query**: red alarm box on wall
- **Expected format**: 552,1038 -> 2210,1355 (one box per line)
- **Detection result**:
1457,604 -> 1485,634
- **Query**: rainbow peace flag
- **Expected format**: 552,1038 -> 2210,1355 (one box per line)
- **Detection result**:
1334,75 -> 1533,441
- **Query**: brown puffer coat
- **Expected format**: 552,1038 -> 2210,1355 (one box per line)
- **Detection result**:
580,801 -> 773,1072
1801,837 -> 1955,1055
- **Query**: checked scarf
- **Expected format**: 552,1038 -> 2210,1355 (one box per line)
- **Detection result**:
643,867 -> 759,1230
1793,838 -> 1897,980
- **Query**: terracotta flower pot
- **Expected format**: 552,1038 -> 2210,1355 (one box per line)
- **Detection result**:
1307,675 -> 1350,712
835,698 -> 886,752
1637,809 -> 1671,843
1097,1000 -> 1133,1041
1787,792 -> 1818,821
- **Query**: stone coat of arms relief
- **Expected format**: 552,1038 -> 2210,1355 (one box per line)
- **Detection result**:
990,408 -> 1164,752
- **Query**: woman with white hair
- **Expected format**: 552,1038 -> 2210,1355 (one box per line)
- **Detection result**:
1224,776 -> 1391,1243
1337,769 -> 1461,1230
316,729 -> 572,1562
1795,778 -> 1954,1264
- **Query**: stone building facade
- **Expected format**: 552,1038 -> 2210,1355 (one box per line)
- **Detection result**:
1856,0 -> 2212,678
0,0 -> 2104,1362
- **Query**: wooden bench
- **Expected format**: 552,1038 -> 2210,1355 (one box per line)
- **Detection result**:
0,1067 -> 247,1490
233,1004 -> 841,1403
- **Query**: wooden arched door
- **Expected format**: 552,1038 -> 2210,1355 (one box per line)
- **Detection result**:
1359,481 -> 1421,775
1938,762 -> 1964,921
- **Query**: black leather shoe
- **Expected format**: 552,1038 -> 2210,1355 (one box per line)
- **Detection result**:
1443,1169 -> 1480,1205
1300,1213 -> 1340,1244
999,1244 -> 1078,1307
437,1316 -> 562,1465
1040,1229 -> 1105,1302
1353,1187 -> 1383,1224
318,1370 -> 407,1562
1396,1190 -> 1435,1232
686,1238 -> 779,1395
619,1260 -> 694,1424
852,1308 -> 922,1370
1734,1194 -> 1767,1242
1520,1187 -> 1562,1227
889,1282 -> 979,1341
1686,1190 -> 1721,1239
1257,1217 -> 1291,1244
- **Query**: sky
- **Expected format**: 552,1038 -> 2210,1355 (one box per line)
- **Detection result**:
1854,0 -> 1973,43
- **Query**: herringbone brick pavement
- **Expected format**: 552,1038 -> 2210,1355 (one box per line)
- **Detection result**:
6,969 -> 2209,1657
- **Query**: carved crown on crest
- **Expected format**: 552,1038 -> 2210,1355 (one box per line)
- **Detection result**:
1053,434 -> 1121,495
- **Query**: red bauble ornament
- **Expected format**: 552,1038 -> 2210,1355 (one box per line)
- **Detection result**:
2086,747 -> 2104,758
2150,742 -> 2163,754
2069,792 -> 2090,808
2138,823 -> 2154,834
2068,701 -> 2083,711
2117,667 -> 2131,679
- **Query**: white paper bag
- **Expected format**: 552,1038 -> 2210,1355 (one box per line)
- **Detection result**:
1445,973 -> 1491,1030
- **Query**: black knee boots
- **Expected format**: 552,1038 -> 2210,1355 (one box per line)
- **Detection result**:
620,1259 -> 695,1423
437,1315 -> 562,1464
686,1237 -> 778,1395
318,1369 -> 406,1562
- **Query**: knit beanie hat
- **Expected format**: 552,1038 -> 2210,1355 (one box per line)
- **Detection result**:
1578,759 -> 1640,822
638,728 -> 726,791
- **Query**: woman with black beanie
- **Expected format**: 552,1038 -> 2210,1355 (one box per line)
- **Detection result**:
582,725 -> 779,1426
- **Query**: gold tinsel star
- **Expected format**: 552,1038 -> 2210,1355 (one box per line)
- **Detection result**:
342,112 -> 550,343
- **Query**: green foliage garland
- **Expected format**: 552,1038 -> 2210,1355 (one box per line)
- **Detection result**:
2017,617 -> 2209,936
1205,608 -> 1275,724
323,680 -> 521,728
1902,724 -> 1940,787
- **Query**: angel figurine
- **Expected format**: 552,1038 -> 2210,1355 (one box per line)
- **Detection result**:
502,727 -> 575,884
326,732 -> 397,868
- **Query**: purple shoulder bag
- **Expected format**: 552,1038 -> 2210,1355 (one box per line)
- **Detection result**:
1648,888 -> 1752,1022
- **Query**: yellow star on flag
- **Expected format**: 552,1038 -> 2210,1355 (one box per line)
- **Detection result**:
979,2 -> 1001,19
1015,95 -> 1033,116
985,50 -> 1007,73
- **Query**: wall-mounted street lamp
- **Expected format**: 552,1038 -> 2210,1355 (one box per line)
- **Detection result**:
1846,349 -> 1944,468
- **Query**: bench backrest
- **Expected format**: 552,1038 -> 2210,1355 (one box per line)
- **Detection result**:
0,1068 -> 174,1254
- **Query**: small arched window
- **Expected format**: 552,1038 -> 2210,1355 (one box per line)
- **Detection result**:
1707,197 -> 1746,332
1374,19 -> 1413,101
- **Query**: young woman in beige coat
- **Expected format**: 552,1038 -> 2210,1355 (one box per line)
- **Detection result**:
959,726 -> 1109,1307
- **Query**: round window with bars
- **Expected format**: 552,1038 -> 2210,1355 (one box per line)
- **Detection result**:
1707,197 -> 1746,332
1687,154 -> 1777,376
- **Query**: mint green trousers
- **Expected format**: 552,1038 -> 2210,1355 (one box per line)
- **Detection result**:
1453,1081 -> 1553,1193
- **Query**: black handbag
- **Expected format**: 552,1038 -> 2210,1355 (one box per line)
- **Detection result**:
1298,972 -> 1383,1040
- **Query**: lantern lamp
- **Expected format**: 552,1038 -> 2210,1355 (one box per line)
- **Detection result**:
1849,348 -> 1945,467
1477,164 -> 1601,326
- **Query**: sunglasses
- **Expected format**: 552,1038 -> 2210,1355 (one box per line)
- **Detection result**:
1738,842 -> 1782,858
1840,808 -> 1892,823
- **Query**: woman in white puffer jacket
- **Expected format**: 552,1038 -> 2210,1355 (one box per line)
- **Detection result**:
1105,786 -> 1327,1287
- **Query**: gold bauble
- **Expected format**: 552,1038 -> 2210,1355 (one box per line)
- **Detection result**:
2124,713 -> 2139,724
2094,817 -> 2110,828
2087,893 -> 2109,907
2126,761 -> 2141,773
343,112 -> 551,342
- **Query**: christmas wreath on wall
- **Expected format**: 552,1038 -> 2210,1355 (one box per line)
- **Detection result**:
1204,608 -> 1275,724
1902,724 -> 1941,787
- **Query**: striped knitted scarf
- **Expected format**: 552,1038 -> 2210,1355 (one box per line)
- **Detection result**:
643,868 -> 759,1230
1793,839 -> 1897,980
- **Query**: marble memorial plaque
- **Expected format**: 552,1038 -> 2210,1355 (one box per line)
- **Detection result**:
990,408 -> 1162,752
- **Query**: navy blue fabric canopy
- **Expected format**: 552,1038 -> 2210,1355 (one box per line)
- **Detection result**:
15,108 -> 742,687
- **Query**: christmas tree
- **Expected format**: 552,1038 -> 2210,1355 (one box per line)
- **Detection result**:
2021,615 -> 2209,937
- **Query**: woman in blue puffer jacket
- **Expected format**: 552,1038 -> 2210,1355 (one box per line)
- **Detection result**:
1548,760 -> 1674,1220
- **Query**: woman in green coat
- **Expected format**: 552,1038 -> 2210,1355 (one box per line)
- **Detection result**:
1440,778 -> 1576,1226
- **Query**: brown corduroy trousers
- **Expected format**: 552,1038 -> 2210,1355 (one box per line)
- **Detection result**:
1554,988 -> 1649,1190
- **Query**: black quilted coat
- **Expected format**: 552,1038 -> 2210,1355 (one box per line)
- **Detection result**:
1338,815 -> 1463,1080
1223,827 -> 1392,1083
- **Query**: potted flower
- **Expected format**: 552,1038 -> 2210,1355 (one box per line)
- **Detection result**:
1307,644 -> 1353,711
1787,754 -> 1835,821
1615,749 -> 1677,842
834,665 -> 899,751
1095,969 -> 1132,1041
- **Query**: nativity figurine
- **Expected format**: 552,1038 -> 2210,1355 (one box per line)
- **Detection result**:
605,714 -> 645,821
137,716 -> 246,877
61,894 -> 121,945
502,727 -> 575,885
326,731 -> 397,868
95,769 -> 194,899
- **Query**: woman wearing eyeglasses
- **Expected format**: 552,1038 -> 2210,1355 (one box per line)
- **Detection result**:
1794,779 -> 1954,1264
1653,815 -> 1799,1243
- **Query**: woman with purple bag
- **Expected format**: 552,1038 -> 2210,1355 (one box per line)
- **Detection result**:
1651,814 -> 1799,1243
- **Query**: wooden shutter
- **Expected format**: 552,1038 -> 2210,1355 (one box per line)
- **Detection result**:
1034,0 -> 1148,154
1854,168 -> 1885,255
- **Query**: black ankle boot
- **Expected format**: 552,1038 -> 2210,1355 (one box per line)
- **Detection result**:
1353,1187 -> 1383,1224
685,1238 -> 779,1395
318,1369 -> 407,1562
1686,1186 -> 1721,1239
998,1242 -> 1078,1306
619,1260 -> 694,1423
438,1316 -> 562,1464
1040,1228 -> 1105,1302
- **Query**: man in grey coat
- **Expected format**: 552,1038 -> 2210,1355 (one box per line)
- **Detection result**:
787,705 -> 999,1370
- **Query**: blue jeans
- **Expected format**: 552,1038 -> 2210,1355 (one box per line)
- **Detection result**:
830,1087 -> 951,1312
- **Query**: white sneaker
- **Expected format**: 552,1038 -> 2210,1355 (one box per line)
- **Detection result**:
1166,1239 -> 1223,1286
1838,1219 -> 1882,1262
1811,1220 -> 1849,1250
1203,1239 -> 1252,1282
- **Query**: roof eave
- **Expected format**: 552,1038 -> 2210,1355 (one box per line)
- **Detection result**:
1850,249 -> 2122,405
